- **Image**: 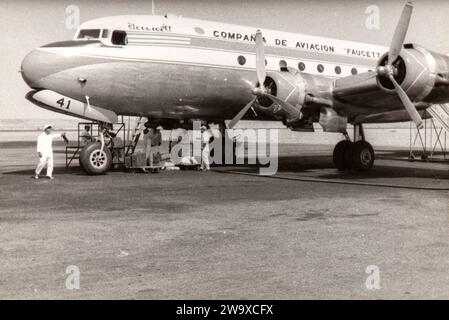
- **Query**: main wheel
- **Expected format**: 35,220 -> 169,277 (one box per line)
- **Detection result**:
79,142 -> 112,175
333,140 -> 352,171
350,141 -> 375,171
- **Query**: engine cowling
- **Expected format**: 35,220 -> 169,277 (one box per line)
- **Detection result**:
377,45 -> 449,104
255,69 -> 334,123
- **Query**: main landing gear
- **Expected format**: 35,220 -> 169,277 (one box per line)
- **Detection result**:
333,124 -> 375,171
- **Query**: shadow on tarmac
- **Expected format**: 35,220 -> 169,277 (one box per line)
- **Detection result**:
3,152 -> 449,184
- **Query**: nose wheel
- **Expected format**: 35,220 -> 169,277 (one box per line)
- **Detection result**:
79,142 -> 112,175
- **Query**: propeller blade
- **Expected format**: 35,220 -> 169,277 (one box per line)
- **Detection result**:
255,30 -> 266,88
263,94 -> 302,118
228,97 -> 257,129
388,2 -> 413,65
389,74 -> 423,129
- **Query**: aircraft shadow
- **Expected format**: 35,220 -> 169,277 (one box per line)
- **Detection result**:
220,154 -> 449,181
3,150 -> 448,181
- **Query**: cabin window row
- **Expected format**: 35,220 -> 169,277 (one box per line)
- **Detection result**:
237,55 -> 359,75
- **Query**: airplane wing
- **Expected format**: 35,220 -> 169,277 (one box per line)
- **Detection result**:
332,70 -> 430,124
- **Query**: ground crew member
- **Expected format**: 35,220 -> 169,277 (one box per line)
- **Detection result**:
143,127 -> 153,165
80,125 -> 93,145
201,125 -> 212,171
110,132 -> 124,167
34,124 -> 67,180
151,126 -> 162,165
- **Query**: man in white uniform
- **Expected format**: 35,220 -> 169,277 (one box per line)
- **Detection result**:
34,124 -> 66,180
142,127 -> 153,165
201,125 -> 212,171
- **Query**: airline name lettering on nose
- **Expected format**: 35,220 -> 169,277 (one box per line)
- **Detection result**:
127,23 -> 172,32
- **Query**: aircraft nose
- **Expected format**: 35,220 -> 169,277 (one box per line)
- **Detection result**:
21,49 -> 51,89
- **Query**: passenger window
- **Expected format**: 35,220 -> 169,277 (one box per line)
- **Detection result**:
317,64 -> 324,73
351,68 -> 358,75
298,62 -> 306,71
112,30 -> 128,45
101,29 -> 110,39
77,29 -> 101,39
335,66 -> 341,75
237,55 -> 246,65
279,60 -> 288,71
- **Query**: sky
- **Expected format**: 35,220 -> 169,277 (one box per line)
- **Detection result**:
1,0 -> 449,119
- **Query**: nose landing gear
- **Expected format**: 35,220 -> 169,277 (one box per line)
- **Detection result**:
79,123 -> 113,175
333,124 -> 375,171
79,142 -> 113,175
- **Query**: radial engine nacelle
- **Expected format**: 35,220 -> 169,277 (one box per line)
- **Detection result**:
377,44 -> 449,104
255,69 -> 334,119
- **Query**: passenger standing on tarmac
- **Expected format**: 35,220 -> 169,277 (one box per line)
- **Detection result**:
34,124 -> 68,180
201,125 -> 212,171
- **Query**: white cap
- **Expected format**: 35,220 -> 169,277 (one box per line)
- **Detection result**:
44,124 -> 53,130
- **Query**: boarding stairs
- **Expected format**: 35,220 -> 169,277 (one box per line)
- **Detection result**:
409,103 -> 449,160
427,104 -> 449,132
125,116 -> 147,156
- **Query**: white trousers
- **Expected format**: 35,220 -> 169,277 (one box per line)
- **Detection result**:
202,146 -> 210,170
144,141 -> 151,160
36,155 -> 54,177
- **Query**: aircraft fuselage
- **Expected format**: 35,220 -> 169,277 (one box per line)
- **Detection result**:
21,14 -> 386,123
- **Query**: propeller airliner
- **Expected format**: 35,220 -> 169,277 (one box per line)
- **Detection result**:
21,2 -> 449,174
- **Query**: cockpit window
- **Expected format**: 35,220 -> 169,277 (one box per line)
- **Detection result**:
77,29 -> 101,40
111,30 -> 128,45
